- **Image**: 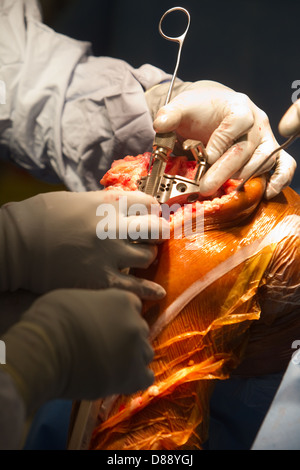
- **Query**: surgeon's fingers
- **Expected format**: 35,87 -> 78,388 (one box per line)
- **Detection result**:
198,139 -> 255,196
100,190 -> 160,216
278,99 -> 300,137
126,214 -> 170,243
232,141 -> 297,199
125,191 -> 160,213
122,361 -> 154,395
109,271 -> 166,301
118,242 -> 158,269
233,139 -> 278,180
265,150 -> 297,199
153,104 -> 183,133
205,98 -> 255,164
140,339 -> 155,365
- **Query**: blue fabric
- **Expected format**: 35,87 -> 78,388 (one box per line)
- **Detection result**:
23,400 -> 72,450
203,373 -> 283,450
252,355 -> 300,450
22,374 -> 283,450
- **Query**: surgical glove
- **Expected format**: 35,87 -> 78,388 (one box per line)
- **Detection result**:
0,190 -> 168,299
278,98 -> 300,137
0,288 -> 154,417
146,80 -> 296,199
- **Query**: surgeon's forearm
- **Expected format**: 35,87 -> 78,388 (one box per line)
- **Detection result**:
0,204 -> 32,292
0,1 -> 171,191
0,369 -> 25,450
0,210 -> 9,291
0,0 -> 90,183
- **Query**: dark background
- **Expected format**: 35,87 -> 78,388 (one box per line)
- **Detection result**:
45,0 -> 300,191
2,0 -> 300,204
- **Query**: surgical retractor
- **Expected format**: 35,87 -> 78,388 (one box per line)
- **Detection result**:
139,7 -> 209,205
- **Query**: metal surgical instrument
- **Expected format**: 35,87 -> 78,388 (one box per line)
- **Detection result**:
139,7 -> 208,205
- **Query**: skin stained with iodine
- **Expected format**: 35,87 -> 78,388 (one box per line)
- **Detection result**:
87,153 -> 300,450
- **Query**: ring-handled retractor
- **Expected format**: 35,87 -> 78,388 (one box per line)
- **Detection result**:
140,7 -> 209,205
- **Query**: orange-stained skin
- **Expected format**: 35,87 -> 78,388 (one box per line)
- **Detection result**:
88,155 -> 300,450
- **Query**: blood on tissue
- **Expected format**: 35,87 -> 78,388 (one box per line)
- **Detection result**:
130,396 -> 143,411
118,385 -> 160,414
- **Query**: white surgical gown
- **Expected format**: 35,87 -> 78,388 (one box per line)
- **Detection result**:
0,0 -> 170,191
0,0 -> 169,449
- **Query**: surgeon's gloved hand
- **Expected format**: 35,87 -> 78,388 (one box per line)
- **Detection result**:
278,98 -> 300,138
146,80 -> 296,199
0,288 -> 154,417
0,190 -> 168,299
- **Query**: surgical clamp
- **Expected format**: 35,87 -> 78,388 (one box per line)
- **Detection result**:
139,7 -> 208,205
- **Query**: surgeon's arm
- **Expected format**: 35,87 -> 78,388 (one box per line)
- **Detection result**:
0,288 -> 154,449
0,0 -> 170,190
1,1 -> 295,198
0,369 -> 25,450
0,190 -> 168,297
279,98 -> 300,137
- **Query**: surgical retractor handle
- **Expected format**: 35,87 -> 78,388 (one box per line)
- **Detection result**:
143,7 -> 191,197
159,6 -> 191,105
236,133 -> 300,192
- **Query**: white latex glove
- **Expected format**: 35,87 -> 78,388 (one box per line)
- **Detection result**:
0,288 -> 154,417
278,98 -> 300,137
0,190 -> 168,299
146,80 -> 296,199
